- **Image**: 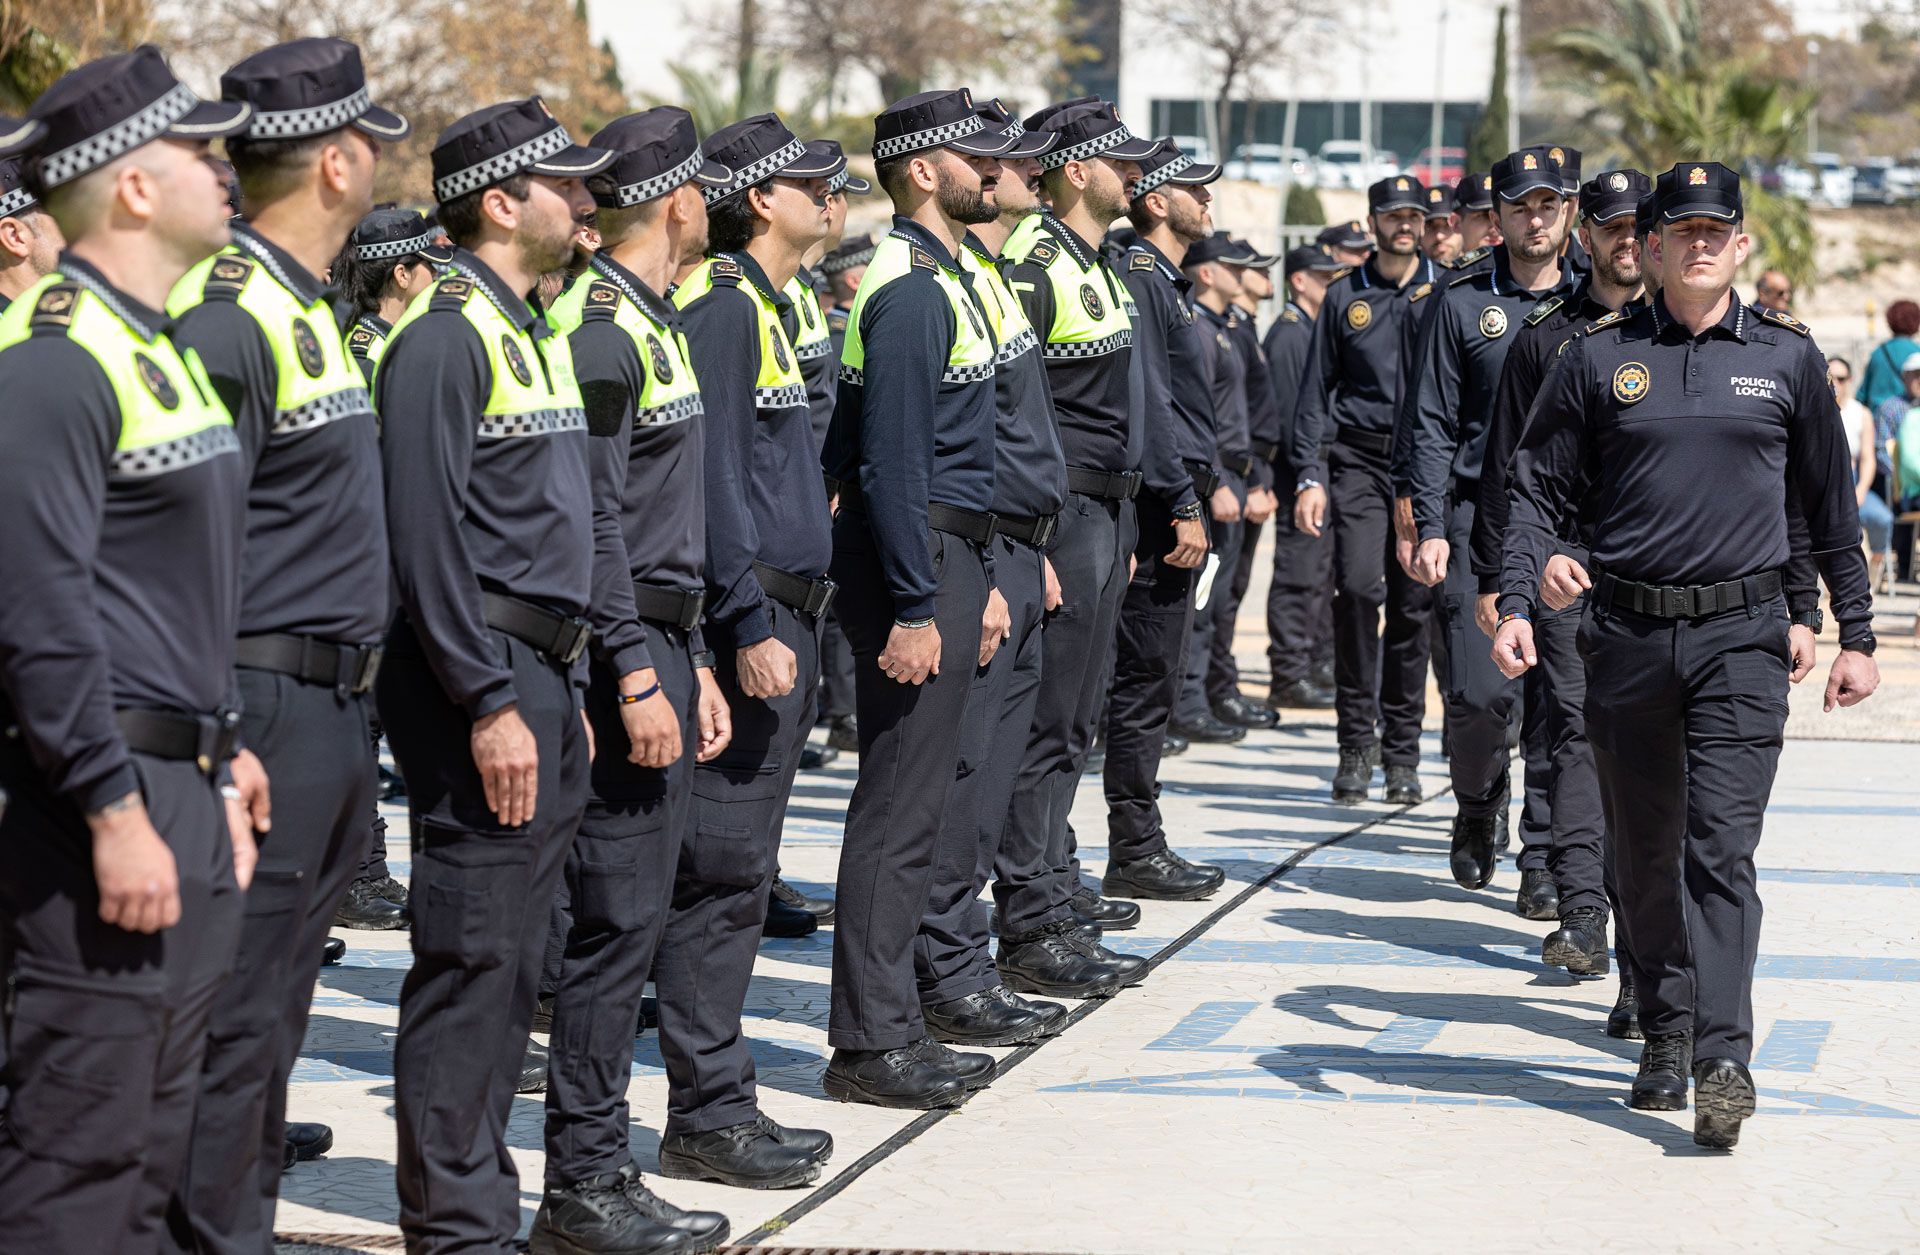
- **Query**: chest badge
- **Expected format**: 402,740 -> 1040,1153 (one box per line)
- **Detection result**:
771,332 -> 791,374
1347,299 -> 1372,331
501,335 -> 533,387
802,298 -> 816,329
1079,283 -> 1105,321
291,317 -> 327,378
1479,306 -> 1509,339
135,352 -> 180,410
645,334 -> 674,385
1613,361 -> 1651,404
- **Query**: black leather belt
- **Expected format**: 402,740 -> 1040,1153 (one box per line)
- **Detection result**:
1334,426 -> 1395,457
926,502 -> 998,546
753,561 -> 838,618
234,633 -> 382,695
1593,568 -> 1783,619
116,707 -> 240,776
1065,466 -> 1142,501
482,592 -> 593,665
997,511 -> 1060,548
1252,439 -> 1281,463
631,581 -> 706,631
1223,452 -> 1257,479
1184,458 -> 1221,500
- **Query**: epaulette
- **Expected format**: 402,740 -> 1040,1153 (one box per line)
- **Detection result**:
27,281 -> 79,330
348,326 -> 376,351
1447,267 -> 1487,288
1128,251 -> 1156,272
579,281 -> 622,321
910,248 -> 937,271
707,257 -> 744,285
1449,246 -> 1489,270
1582,309 -> 1625,336
428,277 -> 475,311
200,254 -> 255,301
1759,306 -> 1810,336
1407,282 -> 1435,303
1280,307 -> 1301,323
1027,239 -> 1061,268
1524,294 -> 1564,327
826,307 -> 849,333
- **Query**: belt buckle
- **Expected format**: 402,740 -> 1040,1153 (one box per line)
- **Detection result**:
1036,514 -> 1058,548
1127,471 -> 1144,499
681,590 -> 707,632
353,644 -> 384,694
558,617 -> 592,665
980,513 -> 999,546
807,578 -> 838,618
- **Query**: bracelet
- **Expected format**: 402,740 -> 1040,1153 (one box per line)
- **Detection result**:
618,681 -> 662,705
895,616 -> 936,629
1498,612 -> 1530,626
690,650 -> 717,670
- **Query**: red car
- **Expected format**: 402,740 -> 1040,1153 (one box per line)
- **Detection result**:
1407,147 -> 1466,188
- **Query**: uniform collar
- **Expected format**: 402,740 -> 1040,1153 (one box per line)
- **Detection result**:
229,221 -> 326,306
888,215 -> 964,274
1196,301 -> 1232,327
589,250 -> 677,328
1490,248 -> 1573,299
1284,300 -> 1307,320
448,247 -> 542,336
713,248 -> 791,316
56,251 -> 165,342
1128,237 -> 1194,296
1354,252 -> 1434,291
355,312 -> 392,336
1041,212 -> 1102,272
1650,289 -> 1749,344
1571,281 -> 1644,325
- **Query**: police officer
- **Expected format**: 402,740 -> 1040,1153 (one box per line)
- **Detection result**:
810,231 -> 874,759
1549,145 -> 1591,276
1290,175 -> 1440,804
1422,182 -> 1461,264
336,208 -> 453,386
1404,146 -> 1575,891
912,98 -> 1076,1044
0,46 -> 254,1251
1263,245 -> 1345,709
1316,220 -> 1372,266
0,137 -> 60,307
1496,161 -> 1878,1149
373,98 -> 613,1252
669,110 -> 843,1124
1453,171 -> 1500,260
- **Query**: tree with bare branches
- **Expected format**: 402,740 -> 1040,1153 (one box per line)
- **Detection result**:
1144,0 -> 1336,154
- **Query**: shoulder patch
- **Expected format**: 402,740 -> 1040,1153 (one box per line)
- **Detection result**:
1524,294 -> 1565,327
1447,268 -> 1486,289
201,254 -> 255,300
827,307 -> 849,332
1027,240 -> 1060,268
910,248 -> 937,271
428,277 -> 475,311
1450,246 -> 1489,270
707,257 -> 744,284
1582,309 -> 1625,335
1129,251 -> 1156,272
28,281 -> 80,329
348,326 -> 375,349
1407,282 -> 1434,303
1280,307 -> 1301,323
580,281 -> 622,321
1759,306 -> 1809,336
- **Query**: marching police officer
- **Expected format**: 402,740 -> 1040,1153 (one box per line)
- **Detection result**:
1550,145 -> 1591,276
0,138 -> 59,307
1290,175 -> 1440,804
1453,171 -> 1500,261
1316,220 -> 1372,266
373,98 -> 613,1252
1496,161 -> 1878,1149
0,47 -> 254,1251
1403,147 -> 1575,892
1422,182 -> 1461,264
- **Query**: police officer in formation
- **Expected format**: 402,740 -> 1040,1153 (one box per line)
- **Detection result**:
1422,182 -> 1461,264
0,139 -> 59,306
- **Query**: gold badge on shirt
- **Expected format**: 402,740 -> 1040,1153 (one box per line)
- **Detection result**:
1347,299 -> 1372,331
1479,306 -> 1508,339
1613,361 -> 1651,404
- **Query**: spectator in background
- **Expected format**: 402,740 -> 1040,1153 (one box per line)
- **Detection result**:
1873,353 -> 1920,583
1752,269 -> 1793,313
1832,356 -> 1891,588
1858,298 -> 1920,413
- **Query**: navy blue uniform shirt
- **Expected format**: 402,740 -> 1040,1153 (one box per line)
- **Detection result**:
1119,240 -> 1211,511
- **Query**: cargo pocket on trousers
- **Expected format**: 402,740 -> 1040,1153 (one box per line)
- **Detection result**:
4,969 -> 164,1167
1721,651 -> 1791,744
410,819 -> 529,968
686,813 -> 769,891
570,819 -> 658,933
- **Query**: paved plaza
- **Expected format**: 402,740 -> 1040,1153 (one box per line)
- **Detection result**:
275,557 -> 1920,1254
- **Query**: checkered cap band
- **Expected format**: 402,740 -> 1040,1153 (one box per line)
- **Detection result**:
354,230 -> 436,261
611,147 -> 706,207
41,81 -> 197,187
246,87 -> 370,139
1038,124 -> 1134,171
826,170 -> 851,194
0,185 -> 34,217
820,244 -> 874,274
435,124 -> 571,201
872,113 -> 986,160
1133,153 -> 1193,197
704,137 -> 807,205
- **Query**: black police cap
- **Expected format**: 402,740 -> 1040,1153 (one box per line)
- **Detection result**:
819,232 -> 876,275
0,119 -> 36,219
1424,183 -> 1456,218
1132,139 -> 1221,200
1455,171 -> 1493,213
1023,97 -> 1101,133
700,113 -> 839,206
1184,231 -> 1248,267
431,98 -> 616,204
1316,221 -> 1370,250
1581,168 -> 1651,224
1651,161 -> 1741,223
813,141 -> 871,195
1546,144 -> 1581,190
1634,191 -> 1656,237
1369,173 -> 1427,214
1034,101 -> 1162,171
872,89 -> 1016,163
1491,146 -> 1564,202
1284,244 -> 1348,278
350,208 -> 455,265
979,98 -> 1055,161
585,107 -> 730,209
221,38 -> 408,143
6,46 -> 250,190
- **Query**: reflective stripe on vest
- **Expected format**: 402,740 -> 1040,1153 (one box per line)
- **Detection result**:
837,230 -> 997,387
784,274 -> 832,362
959,239 -> 1040,367
1002,215 -> 1132,361
548,258 -> 704,427
672,257 -> 807,411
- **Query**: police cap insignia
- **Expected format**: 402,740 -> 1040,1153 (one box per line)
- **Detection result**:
1347,299 -> 1373,330
501,335 -> 533,386
1689,166 -> 1707,185
1479,306 -> 1508,338
135,352 -> 180,410
1080,283 -> 1105,321
1481,175 -> 1492,189
1522,153 -> 1538,170
1549,146 -> 1565,164
645,334 -> 674,384
1429,187 -> 1443,202
1612,360 -> 1650,404
292,317 -> 326,378
1609,172 -> 1629,192
1129,252 -> 1155,271
1396,177 -> 1409,190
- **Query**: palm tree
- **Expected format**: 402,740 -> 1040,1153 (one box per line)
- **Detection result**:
1545,0 -> 1816,288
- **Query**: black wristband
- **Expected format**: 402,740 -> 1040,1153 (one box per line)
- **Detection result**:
691,650 -> 717,670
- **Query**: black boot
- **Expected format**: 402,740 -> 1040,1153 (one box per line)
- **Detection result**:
618,1163 -> 731,1250
1171,713 -> 1245,743
1070,885 -> 1141,930
1382,763 -> 1422,804
1692,1057 -> 1756,1150
1311,657 -> 1335,689
1514,868 -> 1560,920
751,1112 -> 833,1162
771,875 -> 835,925
1212,694 -> 1279,729
1630,1031 -> 1692,1111
1268,678 -> 1335,710
1103,848 -> 1225,901
761,887 -> 818,939
823,1043 -> 970,1109
826,714 -> 860,753
1332,743 -> 1377,803
658,1119 -> 824,1189
997,921 -> 1123,1000
518,1038 -> 549,1094
1608,974 -> 1643,1040
798,742 -> 839,770
988,985 -> 1068,1036
528,1170 -> 696,1255
1448,812 -> 1500,890
1542,906 -> 1609,975
907,1036 -> 996,1089
367,872 -> 410,906
334,878 -> 409,930
285,1122 -> 332,1163
321,936 -> 345,966
377,763 -> 406,801
1081,936 -> 1148,986
1161,730 -> 1190,757
922,988 -> 1053,1047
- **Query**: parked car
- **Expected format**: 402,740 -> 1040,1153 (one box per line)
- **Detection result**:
1224,143 -> 1314,187
1168,134 -> 1215,163
1314,141 -> 1397,189
1406,146 -> 1465,188
1806,152 -> 1856,208
1853,158 -> 1919,205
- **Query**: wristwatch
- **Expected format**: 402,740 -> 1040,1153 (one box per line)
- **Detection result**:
1295,478 -> 1323,494
1842,631 -> 1877,656
1789,608 -> 1823,632
1172,501 -> 1205,522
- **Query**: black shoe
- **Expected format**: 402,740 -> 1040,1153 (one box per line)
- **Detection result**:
798,742 -> 839,770
1448,812 -> 1500,890
922,988 -> 1053,1047
1171,714 -> 1245,744
282,1135 -> 297,1172
529,1170 -> 697,1255
639,994 -> 659,1033
907,1036 -> 996,1089
1162,731 -> 1190,757
1332,743 -> 1377,802
771,875 -> 835,925
1268,679 -> 1335,709
1102,849 -> 1225,901
618,1162 -> 730,1251
1542,906 -> 1609,975
658,1119 -> 823,1190
519,1038 -> 549,1095
1311,658 -> 1335,690
1212,694 -> 1279,729
321,936 -> 345,966
334,878 -> 410,931
825,715 -> 860,753
762,892 -> 818,939
988,985 -> 1068,1036
823,1044 -> 969,1109
748,1112 -> 832,1163
1607,975 -> 1643,1040
1514,868 -> 1561,920
1083,938 -> 1148,987
997,921 -> 1124,1000
367,872 -> 409,905
1382,764 -> 1422,805
285,1121 -> 332,1162
1070,886 -> 1141,931
377,764 -> 406,802
1692,1058 -> 1756,1150
1630,1031 -> 1692,1112
532,994 -> 555,1034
